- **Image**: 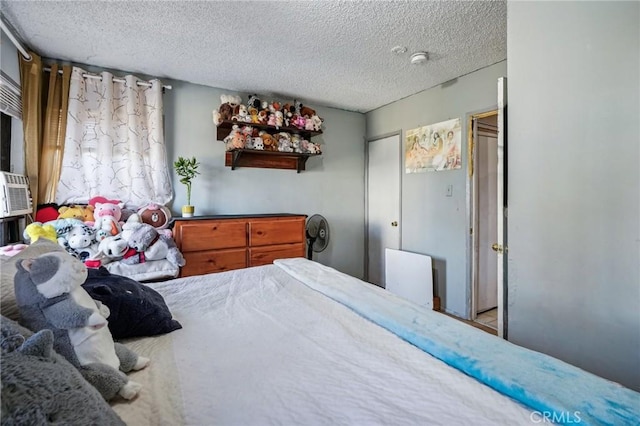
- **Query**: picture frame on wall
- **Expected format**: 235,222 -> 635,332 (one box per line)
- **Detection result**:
405,118 -> 461,173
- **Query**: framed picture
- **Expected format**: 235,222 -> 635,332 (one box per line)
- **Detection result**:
405,118 -> 461,173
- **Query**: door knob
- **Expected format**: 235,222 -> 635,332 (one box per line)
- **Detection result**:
491,243 -> 503,253
391,221 -> 398,227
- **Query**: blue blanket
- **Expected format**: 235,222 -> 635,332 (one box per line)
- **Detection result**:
275,258 -> 640,426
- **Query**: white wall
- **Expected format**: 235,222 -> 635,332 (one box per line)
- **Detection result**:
366,61 -> 507,317
507,1 -> 639,391
163,79 -> 367,278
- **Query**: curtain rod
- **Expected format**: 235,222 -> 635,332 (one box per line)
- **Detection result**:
0,15 -> 32,61
43,67 -> 172,90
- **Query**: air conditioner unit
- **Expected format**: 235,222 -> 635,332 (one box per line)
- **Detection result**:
0,172 -> 32,218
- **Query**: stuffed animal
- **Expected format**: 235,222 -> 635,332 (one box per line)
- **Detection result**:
232,104 -> 249,122
35,203 -> 60,223
63,224 -> 98,262
292,114 -> 307,129
220,94 -> 242,106
23,223 -> 58,244
58,205 -> 95,222
300,105 -> 316,118
247,94 -> 262,110
120,213 -> 142,242
215,104 -> 232,124
126,224 -> 185,268
13,252 -> 149,400
275,111 -> 284,127
224,125 -> 246,150
290,134 -> 303,153
0,324 -> 125,425
259,131 -> 278,152
137,203 -> 171,230
0,243 -> 28,257
93,202 -> 124,240
281,103 -> 295,126
95,234 -> 144,265
309,114 -> 323,131
277,132 -> 293,152
42,218 -> 84,241
253,138 -> 264,150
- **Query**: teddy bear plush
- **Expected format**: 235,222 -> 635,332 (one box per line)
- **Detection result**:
220,93 -> 242,106
14,252 -> 149,400
126,224 -> 186,268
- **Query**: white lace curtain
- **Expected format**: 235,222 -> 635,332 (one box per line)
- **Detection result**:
55,67 -> 173,207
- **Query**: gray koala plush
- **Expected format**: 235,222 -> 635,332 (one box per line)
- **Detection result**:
126,223 -> 186,267
1,317 -> 125,425
13,252 -> 150,401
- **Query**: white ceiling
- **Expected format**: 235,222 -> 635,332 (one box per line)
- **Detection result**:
1,0 -> 506,113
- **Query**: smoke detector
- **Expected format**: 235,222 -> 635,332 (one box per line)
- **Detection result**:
410,52 -> 429,65
391,45 -> 407,55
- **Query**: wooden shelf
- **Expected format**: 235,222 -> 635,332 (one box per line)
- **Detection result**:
225,149 -> 320,173
216,120 -> 322,141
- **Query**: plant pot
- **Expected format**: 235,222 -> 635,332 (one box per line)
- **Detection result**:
182,205 -> 195,218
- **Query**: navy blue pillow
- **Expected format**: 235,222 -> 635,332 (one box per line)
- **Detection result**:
82,267 -> 182,339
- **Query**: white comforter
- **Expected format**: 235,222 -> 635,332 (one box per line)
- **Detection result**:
113,263 -> 533,425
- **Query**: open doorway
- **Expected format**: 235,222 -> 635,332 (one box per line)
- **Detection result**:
469,110 -> 499,331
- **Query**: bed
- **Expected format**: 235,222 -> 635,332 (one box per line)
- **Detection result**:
1,244 -> 638,425
108,258 -> 638,426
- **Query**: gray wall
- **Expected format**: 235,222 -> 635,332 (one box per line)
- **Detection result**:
163,80 -> 366,278
507,1 -> 639,391
366,61 -> 507,317
0,46 -> 367,277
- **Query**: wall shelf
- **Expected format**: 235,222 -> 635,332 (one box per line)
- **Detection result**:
224,149 -> 320,173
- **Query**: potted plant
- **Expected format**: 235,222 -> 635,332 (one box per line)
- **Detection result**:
173,156 -> 200,217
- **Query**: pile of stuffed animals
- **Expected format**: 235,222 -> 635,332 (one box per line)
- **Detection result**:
213,94 -> 323,154
22,197 -> 185,269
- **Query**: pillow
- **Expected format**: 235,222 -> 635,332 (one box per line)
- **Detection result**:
0,315 -> 124,425
82,267 -> 182,339
1,239 -> 67,321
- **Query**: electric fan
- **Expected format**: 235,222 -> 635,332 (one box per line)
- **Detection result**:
305,214 -> 329,260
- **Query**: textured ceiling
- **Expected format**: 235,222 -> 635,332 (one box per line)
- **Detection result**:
1,1 -> 506,113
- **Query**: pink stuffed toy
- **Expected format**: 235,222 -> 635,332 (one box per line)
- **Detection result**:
93,202 -> 124,241
0,243 -> 28,257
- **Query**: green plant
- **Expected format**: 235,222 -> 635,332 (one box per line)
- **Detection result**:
173,156 -> 200,206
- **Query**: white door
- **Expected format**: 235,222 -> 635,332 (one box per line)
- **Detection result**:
476,132 -> 499,312
496,77 -> 507,338
367,134 -> 401,287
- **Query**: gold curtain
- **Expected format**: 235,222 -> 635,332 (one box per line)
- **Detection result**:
19,52 -> 71,209
40,63 -> 71,204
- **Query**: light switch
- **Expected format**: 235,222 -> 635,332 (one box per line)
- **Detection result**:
446,184 -> 453,197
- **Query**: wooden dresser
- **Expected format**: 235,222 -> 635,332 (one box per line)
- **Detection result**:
172,214 -> 306,277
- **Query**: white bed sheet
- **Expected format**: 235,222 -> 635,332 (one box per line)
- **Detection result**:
113,264 -> 534,425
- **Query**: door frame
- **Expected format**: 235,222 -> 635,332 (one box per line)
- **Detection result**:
466,107 -> 506,336
468,110 -> 499,320
364,131 -> 403,283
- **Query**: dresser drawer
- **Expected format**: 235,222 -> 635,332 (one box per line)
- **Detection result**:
249,218 -> 305,247
176,220 -> 247,252
249,243 -> 305,267
180,248 -> 247,277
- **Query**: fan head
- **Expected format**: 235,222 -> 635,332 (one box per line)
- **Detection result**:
306,214 -> 329,257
